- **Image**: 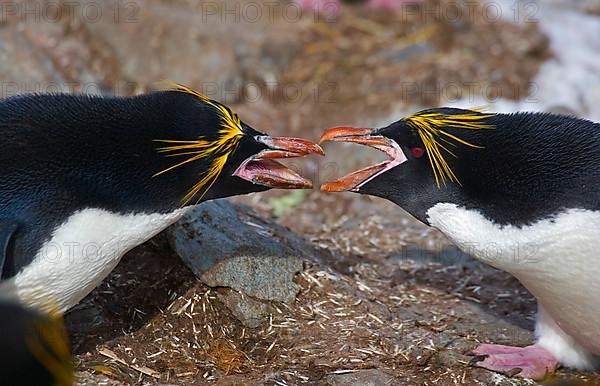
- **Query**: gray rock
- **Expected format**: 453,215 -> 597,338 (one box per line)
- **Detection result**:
65,301 -> 105,334
454,302 -> 532,346
169,199 -> 322,325
217,290 -> 272,328
74,371 -> 129,386
0,0 -> 306,101
76,0 -> 305,101
586,0 -> 600,14
378,42 -> 434,63
204,255 -> 302,303
169,199 -> 321,274
326,369 -> 399,386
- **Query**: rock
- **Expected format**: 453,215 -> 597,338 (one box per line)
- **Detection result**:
76,0 -> 306,101
586,0 -> 600,15
326,369 -> 399,386
377,42 -> 434,64
217,289 -> 272,328
205,255 -> 302,303
65,300 -> 105,335
454,302 -> 532,346
214,374 -> 253,386
169,199 -> 322,273
169,199 -> 323,326
74,371 -> 128,386
0,0 -> 306,100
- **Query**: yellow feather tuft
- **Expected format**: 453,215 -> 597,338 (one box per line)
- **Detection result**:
403,109 -> 495,187
27,306 -> 74,386
154,83 -> 244,205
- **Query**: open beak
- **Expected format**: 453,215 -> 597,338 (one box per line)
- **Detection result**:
233,136 -> 324,189
319,126 -> 407,192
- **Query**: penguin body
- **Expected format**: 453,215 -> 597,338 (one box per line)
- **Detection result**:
319,109 -> 600,377
428,203 -> 600,368
0,208 -> 187,313
0,93 -> 195,310
0,88 -> 322,312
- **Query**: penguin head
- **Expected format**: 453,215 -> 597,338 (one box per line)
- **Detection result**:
0,302 -> 74,386
318,108 -> 495,223
150,85 -> 324,206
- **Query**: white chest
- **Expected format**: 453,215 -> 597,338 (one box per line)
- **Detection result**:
0,207 -> 188,312
426,203 -> 600,354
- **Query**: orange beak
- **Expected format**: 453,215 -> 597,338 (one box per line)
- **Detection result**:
319,126 -> 407,192
233,136 -> 324,189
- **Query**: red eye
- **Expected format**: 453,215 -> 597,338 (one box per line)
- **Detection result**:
411,147 -> 424,158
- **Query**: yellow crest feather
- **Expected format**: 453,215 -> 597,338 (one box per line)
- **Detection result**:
154,82 -> 244,205
27,306 -> 74,386
403,109 -> 494,187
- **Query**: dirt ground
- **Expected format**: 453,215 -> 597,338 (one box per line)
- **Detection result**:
67,197 -> 600,386
14,0 -> 590,384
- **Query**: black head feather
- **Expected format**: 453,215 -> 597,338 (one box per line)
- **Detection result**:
361,108 -> 600,226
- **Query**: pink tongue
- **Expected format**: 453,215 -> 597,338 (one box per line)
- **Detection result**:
246,159 -> 313,189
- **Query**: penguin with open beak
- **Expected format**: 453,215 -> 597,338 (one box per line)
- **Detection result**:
319,108 -> 600,380
0,84 -> 323,313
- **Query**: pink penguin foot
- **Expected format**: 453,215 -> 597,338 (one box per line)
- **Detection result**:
470,344 -> 559,380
